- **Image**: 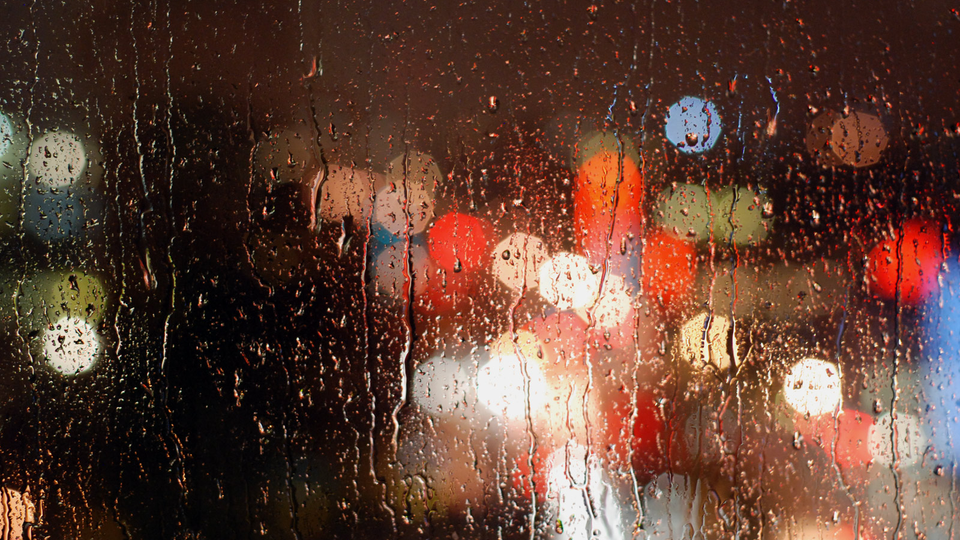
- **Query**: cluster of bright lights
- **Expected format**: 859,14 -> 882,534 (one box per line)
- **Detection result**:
782,358 -> 843,417
656,183 -> 772,245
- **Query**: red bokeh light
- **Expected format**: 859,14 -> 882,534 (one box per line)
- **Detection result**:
867,219 -> 944,304
641,231 -> 697,307
427,212 -> 491,274
573,150 -> 644,267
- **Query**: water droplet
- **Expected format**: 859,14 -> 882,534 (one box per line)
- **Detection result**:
501,249 -> 511,260
488,96 -> 499,113
762,202 -> 775,218
792,431 -> 803,449
555,520 -> 564,534
453,258 -> 463,273
874,399 -> 883,413
685,132 -> 699,146
935,465 -> 945,476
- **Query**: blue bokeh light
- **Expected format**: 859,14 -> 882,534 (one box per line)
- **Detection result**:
923,260 -> 960,461
665,96 -> 721,154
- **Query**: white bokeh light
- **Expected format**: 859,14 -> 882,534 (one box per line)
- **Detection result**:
869,412 -> 927,468
477,332 -> 547,422
372,181 -> 435,236
541,445 -> 637,540
782,358 -> 842,417
27,130 -> 87,188
641,473 -> 702,540
678,312 -> 734,372
491,232 -> 548,292
538,252 -> 601,310
412,356 -> 472,417
43,316 -> 100,376
584,274 -> 633,329
386,152 -> 441,197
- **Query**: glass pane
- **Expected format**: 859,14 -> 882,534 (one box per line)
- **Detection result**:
0,1 -> 956,538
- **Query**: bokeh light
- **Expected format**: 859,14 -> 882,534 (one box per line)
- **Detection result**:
805,111 -> 843,167
782,358 -> 842,417
477,331 -> 547,422
386,152 -> 441,198
538,252 -> 601,310
371,240 -> 431,299
27,130 -> 88,188
0,110 -> 28,166
641,231 -> 697,307
656,183 -> 712,241
490,232 -> 548,292
678,312 -> 734,372
318,164 -> 378,223
412,356 -> 472,418
866,219 -> 943,304
427,212 -> 490,274
793,409 -> 874,471
665,96 -> 721,154
539,445 -> 636,540
830,111 -> 888,168
640,474 -> 702,540
584,274 -> 634,331
869,412 -> 928,468
572,132 -> 643,271
713,186 -> 772,246
43,315 -> 101,376
372,179 -> 435,236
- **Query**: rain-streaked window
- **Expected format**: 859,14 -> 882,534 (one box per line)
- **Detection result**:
0,1 -> 958,538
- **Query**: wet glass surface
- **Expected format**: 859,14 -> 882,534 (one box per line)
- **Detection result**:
0,1 -> 958,538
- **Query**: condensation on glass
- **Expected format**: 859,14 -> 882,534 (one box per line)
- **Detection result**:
0,1 -> 957,539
